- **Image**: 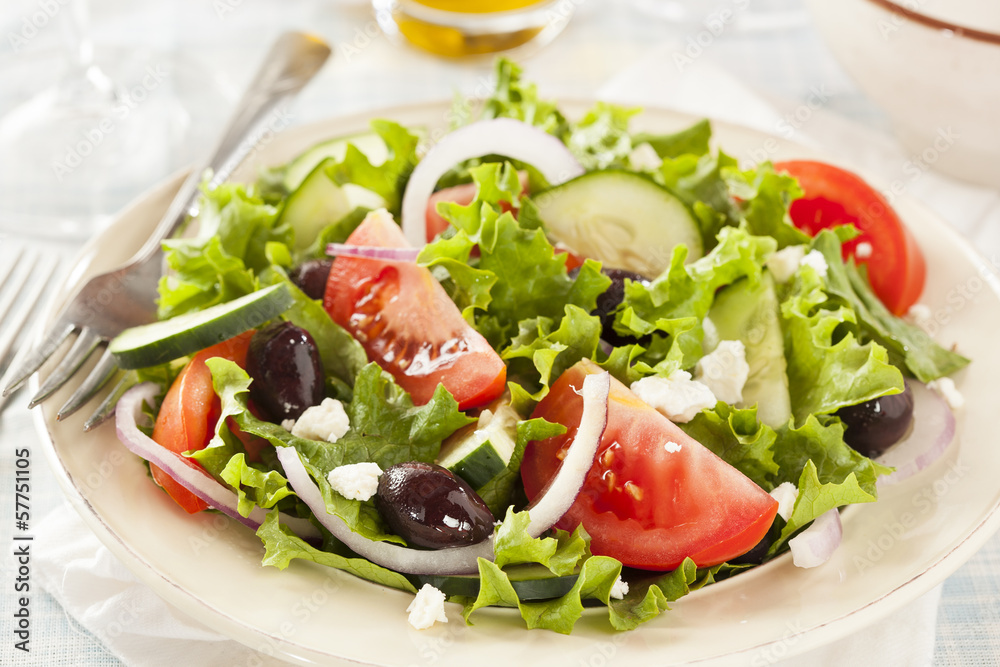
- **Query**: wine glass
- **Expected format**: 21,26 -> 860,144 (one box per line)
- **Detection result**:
0,0 -> 194,241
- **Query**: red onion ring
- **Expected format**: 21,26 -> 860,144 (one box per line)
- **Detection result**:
116,383 -> 319,540
789,509 -> 842,568
399,118 -> 584,247
276,371 -> 611,575
876,381 -> 957,486
326,242 -> 420,262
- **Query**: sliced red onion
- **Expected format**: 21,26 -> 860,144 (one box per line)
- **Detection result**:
277,371 -> 611,575
326,243 -> 420,262
400,118 -> 585,247
876,381 -> 957,487
525,371 -> 610,538
116,383 -> 319,540
789,509 -> 842,568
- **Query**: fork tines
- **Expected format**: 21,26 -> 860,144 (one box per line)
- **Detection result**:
0,244 -> 61,415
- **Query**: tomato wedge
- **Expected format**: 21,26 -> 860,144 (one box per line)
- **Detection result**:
775,160 -> 925,315
323,211 -> 506,410
150,331 -> 254,513
522,359 -> 778,570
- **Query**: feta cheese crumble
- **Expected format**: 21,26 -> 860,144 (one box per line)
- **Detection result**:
663,441 -> 682,454
766,245 -> 806,283
928,377 -> 965,411
609,576 -> 630,600
407,584 -> 448,630
628,142 -> 662,171
286,398 -> 350,443
800,249 -> 829,278
694,340 -> 750,405
769,481 -> 799,521
905,303 -> 935,335
854,241 -> 873,259
327,462 -> 383,501
631,370 -> 716,423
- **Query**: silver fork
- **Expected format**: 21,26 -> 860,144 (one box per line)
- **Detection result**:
1,32 -> 331,426
0,246 -> 60,416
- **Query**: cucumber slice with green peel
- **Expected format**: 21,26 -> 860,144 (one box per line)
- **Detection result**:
437,404 -> 518,489
408,564 -> 580,601
109,284 -> 293,369
530,170 -> 703,277
279,159 -> 355,252
283,131 -> 389,192
708,272 -> 792,428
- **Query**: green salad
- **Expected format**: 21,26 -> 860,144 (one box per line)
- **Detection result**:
112,58 -> 969,634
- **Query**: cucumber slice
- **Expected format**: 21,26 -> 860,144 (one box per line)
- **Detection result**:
109,284 -> 293,369
708,272 -> 791,428
408,564 -> 579,601
278,159 -> 354,252
437,404 -> 518,489
530,170 -> 703,277
283,131 -> 389,192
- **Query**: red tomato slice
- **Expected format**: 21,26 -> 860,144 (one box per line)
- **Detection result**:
323,212 -> 506,410
150,331 -> 254,514
775,160 -> 926,315
522,359 -> 778,570
424,171 -> 529,242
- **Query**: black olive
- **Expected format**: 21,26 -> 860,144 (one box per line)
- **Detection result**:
246,321 -> 325,421
571,266 -> 651,347
289,259 -> 333,300
837,383 -> 915,457
375,462 -> 495,549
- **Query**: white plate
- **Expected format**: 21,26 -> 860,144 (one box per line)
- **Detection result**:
34,101 -> 1000,666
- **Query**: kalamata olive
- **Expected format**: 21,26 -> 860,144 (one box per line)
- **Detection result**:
375,462 -> 495,549
289,259 -> 333,300
571,266 -> 651,347
837,383 -> 914,457
730,517 -> 782,565
246,321 -> 325,421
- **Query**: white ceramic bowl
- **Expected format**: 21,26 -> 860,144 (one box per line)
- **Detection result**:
806,0 -> 1000,188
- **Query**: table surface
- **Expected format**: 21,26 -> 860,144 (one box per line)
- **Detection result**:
1,0 -> 999,665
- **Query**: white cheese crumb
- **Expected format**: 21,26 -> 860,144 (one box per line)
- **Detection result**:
630,370 -> 717,423
694,340 -> 750,405
766,245 -> 806,283
290,398 -> 350,443
327,462 -> 383,501
769,481 -> 799,522
627,142 -> 662,171
663,441 -> 682,454
702,315 -> 720,353
800,249 -> 829,278
609,576 -> 630,600
905,303 -> 935,336
928,377 -> 965,411
407,584 -> 448,630
854,241 -> 873,259
281,418 -> 296,432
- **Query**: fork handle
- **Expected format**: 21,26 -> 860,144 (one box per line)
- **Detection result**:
133,31 -> 332,262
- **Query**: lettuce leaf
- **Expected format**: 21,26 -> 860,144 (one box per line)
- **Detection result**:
420,162 -> 609,350
616,226 -> 776,377
157,183 -> 288,319
326,120 -> 420,216
680,403 -> 779,490
781,262 -> 904,420
810,230 -> 970,382
257,512 -> 417,592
